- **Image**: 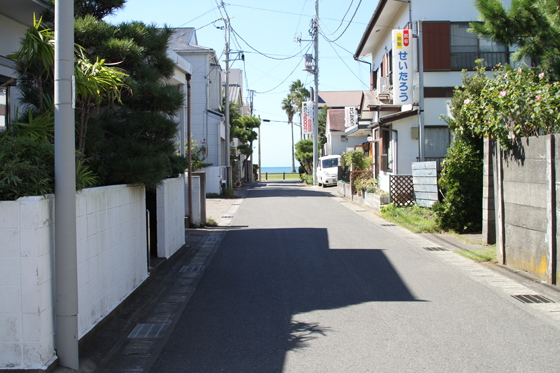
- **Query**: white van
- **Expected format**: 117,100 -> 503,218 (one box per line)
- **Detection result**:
317,155 -> 341,187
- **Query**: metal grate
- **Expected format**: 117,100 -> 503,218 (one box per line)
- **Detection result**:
390,175 -> 415,206
423,246 -> 448,251
355,210 -> 367,212
221,216 -> 233,219
381,224 -> 396,227
128,323 -> 170,338
512,294 -> 555,304
206,236 -> 221,242
180,265 -> 205,273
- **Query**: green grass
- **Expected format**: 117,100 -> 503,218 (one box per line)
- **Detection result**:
380,203 -> 441,233
456,249 -> 497,263
206,217 -> 218,227
262,172 -> 301,180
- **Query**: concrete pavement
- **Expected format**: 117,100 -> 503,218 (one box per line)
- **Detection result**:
54,181 -> 560,372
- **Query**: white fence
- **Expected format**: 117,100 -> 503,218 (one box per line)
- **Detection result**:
0,184 -> 148,369
157,177 -> 186,258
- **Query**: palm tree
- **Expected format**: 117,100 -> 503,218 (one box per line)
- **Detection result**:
289,80 -> 310,141
281,95 -> 296,173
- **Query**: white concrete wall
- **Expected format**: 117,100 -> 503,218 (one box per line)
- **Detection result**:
184,175 -> 202,226
0,196 -> 55,369
156,177 -> 185,258
0,185 -> 148,369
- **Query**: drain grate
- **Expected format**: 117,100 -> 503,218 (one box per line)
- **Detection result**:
128,323 -> 170,338
206,236 -> 221,242
180,265 -> 205,273
221,216 -> 233,219
355,210 -> 367,212
512,294 -> 555,304
232,203 -> 241,205
423,246 -> 448,251
381,224 -> 396,227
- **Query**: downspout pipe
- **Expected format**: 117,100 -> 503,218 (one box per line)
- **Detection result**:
54,0 -> 79,369
392,129 -> 398,175
417,19 -> 425,162
187,74 -> 193,227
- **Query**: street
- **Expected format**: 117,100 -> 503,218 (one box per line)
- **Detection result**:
146,181 -> 560,372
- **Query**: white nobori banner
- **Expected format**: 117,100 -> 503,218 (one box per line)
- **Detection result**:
302,101 -> 314,135
392,29 -> 413,106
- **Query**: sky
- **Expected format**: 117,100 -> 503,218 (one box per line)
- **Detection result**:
107,0 -> 378,168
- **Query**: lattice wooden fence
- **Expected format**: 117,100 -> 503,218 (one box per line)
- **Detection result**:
389,175 -> 415,206
350,170 -> 374,195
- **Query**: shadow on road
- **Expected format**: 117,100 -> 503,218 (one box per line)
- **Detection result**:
151,228 -> 420,373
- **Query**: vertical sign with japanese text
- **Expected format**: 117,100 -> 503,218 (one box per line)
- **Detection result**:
392,29 -> 413,106
302,101 -> 314,135
344,107 -> 357,127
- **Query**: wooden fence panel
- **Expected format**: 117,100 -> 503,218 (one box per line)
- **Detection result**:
389,175 -> 414,206
412,162 -> 438,207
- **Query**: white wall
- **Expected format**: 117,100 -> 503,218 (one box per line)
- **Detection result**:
0,15 -> 28,58
0,185 -> 148,369
156,177 -> 185,258
330,133 -> 369,156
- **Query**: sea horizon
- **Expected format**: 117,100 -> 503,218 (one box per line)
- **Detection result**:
260,166 -> 298,173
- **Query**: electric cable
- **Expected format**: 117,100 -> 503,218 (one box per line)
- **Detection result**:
322,0 -> 355,36
318,0 -> 363,43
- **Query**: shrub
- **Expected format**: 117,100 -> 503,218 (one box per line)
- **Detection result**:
340,149 -> 372,170
0,137 -> 96,201
434,140 -> 483,232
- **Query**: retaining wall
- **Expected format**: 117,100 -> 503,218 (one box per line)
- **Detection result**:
0,184 -> 148,369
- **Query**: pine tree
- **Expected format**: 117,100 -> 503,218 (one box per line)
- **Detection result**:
471,0 -> 560,79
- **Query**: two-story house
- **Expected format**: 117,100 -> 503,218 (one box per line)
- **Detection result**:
168,28 -> 226,194
354,0 -> 513,191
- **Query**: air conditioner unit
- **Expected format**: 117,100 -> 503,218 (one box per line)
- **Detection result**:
379,77 -> 391,94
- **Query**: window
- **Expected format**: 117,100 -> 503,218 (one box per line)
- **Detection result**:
423,21 -> 510,71
450,22 -> 508,70
380,127 -> 393,172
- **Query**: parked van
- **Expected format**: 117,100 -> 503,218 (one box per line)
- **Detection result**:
317,155 -> 341,187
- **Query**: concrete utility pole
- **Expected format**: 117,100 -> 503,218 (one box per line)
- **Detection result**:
187,75 -> 193,226
312,0 -> 319,186
224,16 -> 232,188
54,0 -> 79,369
258,115 -> 261,182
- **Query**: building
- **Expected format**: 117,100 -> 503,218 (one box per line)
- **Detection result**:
0,0 -> 49,130
168,28 -> 227,187
354,0 -> 513,190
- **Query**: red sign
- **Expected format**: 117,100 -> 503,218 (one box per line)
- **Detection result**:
403,30 -> 409,47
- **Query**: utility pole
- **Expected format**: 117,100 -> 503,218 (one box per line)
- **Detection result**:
223,13 -> 232,188
55,0 -> 79,369
258,115 -> 262,181
312,0 -> 319,186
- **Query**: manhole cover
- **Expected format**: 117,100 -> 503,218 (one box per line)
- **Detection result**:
128,323 -> 170,338
423,246 -> 448,251
180,265 -> 205,273
512,294 -> 554,304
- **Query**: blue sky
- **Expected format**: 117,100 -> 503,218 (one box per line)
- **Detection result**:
107,0 -> 378,167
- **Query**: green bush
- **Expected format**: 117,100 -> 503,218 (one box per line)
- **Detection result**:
340,149 -> 372,170
300,173 -> 313,185
0,137 -> 96,201
434,140 -> 483,232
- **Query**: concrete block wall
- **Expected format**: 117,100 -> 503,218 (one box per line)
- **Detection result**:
156,178 -> 186,258
490,135 -> 559,284
0,185 -> 148,369
0,196 -> 56,369
76,185 -> 148,337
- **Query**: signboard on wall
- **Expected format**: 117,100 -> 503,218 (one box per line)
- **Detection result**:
302,101 -> 314,135
392,29 -> 413,106
344,106 -> 357,128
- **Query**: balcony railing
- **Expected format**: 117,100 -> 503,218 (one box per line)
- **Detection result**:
451,52 -> 511,71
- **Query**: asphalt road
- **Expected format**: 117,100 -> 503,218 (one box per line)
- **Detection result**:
149,181 -> 560,373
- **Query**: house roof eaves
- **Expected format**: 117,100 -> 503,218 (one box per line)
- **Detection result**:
354,0 -> 388,59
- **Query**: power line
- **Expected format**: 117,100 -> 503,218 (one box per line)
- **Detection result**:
319,0 -> 363,43
231,27 -> 312,60
326,40 -> 368,89
255,44 -> 313,94
322,0 -> 355,36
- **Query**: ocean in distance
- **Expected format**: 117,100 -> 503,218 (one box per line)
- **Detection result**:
261,166 -> 296,174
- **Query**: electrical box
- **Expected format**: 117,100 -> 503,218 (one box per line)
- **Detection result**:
411,127 -> 419,139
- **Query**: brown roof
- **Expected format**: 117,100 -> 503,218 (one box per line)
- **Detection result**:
318,91 -> 363,108
328,109 -> 345,131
